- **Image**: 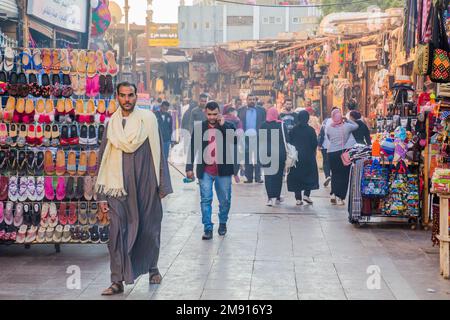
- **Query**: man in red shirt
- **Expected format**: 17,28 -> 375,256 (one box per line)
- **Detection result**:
186,102 -> 237,240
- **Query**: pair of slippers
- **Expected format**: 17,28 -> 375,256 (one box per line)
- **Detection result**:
42,49 -> 70,74
7,72 -> 29,98
85,75 -> 114,97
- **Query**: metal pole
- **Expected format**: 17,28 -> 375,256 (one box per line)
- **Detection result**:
124,0 -> 129,57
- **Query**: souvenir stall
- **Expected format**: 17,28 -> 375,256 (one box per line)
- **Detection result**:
348,74 -> 426,227
0,46 -> 118,250
249,50 -> 276,105
274,39 -> 328,117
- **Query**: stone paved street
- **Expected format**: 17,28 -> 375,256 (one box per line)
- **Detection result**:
0,168 -> 449,300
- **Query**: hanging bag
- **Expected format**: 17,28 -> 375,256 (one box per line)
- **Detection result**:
430,4 -> 450,83
281,123 -> 298,172
414,4 -> 434,76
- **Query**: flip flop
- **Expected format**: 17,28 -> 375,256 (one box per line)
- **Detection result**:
78,151 -> 88,176
44,176 -> 54,201
58,202 -> 68,226
87,51 -> 97,78
35,151 -> 45,176
35,176 -> 45,201
48,202 -> 59,229
32,48 -> 42,73
62,225 -> 72,243
4,47 -> 15,72
51,124 -> 60,147
21,48 -> 33,74
55,177 -> 66,201
75,176 -> 84,200
70,49 -> 79,74
87,150 -> 97,175
78,75 -> 86,96
60,49 -> 71,74
78,202 -> 88,225
97,50 -> 108,75
52,49 -> 61,72
89,202 -> 98,225
36,226 -> 46,243
55,149 -> 66,176
105,51 -> 118,76
67,150 -> 77,176
107,100 -> 117,116
71,74 -> 79,96
62,74 -> 73,98
83,176 -> 93,201
77,50 -> 87,74
44,150 -> 55,175
42,48 -> 52,74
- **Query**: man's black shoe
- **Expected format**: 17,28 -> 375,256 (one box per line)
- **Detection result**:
202,230 -> 213,240
244,180 -> 253,184
256,180 -> 264,184
218,224 -> 227,236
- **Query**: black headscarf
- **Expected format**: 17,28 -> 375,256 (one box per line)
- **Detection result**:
297,110 -> 310,127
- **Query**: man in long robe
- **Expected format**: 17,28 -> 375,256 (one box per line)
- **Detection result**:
96,82 -> 173,296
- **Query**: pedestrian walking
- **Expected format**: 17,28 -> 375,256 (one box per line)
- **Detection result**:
186,101 -> 237,240
287,110 -> 319,205
260,107 -> 287,206
349,110 -> 371,145
238,93 -> 266,184
326,108 -> 358,206
155,100 -> 173,160
189,93 -> 208,133
223,104 -> 243,183
279,98 -> 297,134
96,82 -> 173,296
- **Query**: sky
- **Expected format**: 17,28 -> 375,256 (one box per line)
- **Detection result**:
113,0 -> 193,24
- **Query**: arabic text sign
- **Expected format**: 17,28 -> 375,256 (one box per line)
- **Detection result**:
148,23 -> 179,47
27,0 -> 88,33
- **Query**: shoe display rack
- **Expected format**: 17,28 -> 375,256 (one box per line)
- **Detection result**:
0,46 -> 119,251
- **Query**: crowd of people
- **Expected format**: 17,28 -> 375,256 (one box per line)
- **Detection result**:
95,82 -> 373,295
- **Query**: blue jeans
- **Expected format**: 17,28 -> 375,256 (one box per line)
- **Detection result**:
199,173 -> 232,232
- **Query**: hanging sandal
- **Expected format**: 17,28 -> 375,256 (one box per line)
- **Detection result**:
32,48 -> 42,73
60,49 -> 71,74
67,151 -> 77,176
55,150 -> 66,176
87,51 -> 97,78
105,51 -> 118,76
78,151 -> 88,175
42,48 -> 52,74
69,49 -> 79,74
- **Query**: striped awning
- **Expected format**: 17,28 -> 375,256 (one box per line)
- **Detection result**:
0,0 -> 19,20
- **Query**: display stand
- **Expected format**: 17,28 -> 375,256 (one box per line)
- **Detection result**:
435,193 -> 450,279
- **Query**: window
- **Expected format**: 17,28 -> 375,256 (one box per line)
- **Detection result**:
263,17 -> 269,24
292,17 -> 300,24
205,22 -> 210,29
269,16 -> 275,24
276,17 -> 282,24
263,16 -> 282,24
193,22 -> 198,29
227,16 -> 253,26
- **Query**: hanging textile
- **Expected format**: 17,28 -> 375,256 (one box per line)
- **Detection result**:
404,0 -> 418,56
348,159 -> 365,223
213,47 -> 246,74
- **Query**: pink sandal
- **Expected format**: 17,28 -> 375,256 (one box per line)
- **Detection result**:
56,176 -> 66,201
44,176 -> 55,201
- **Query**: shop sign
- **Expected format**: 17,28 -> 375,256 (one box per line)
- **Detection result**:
27,0 -> 88,33
360,45 -> 378,62
148,23 -> 179,47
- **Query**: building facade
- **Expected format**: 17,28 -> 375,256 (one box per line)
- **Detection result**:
178,4 -> 321,48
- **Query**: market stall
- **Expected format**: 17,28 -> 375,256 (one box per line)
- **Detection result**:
0,45 -> 117,250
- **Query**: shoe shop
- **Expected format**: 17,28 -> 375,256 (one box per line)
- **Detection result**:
0,37 -> 121,248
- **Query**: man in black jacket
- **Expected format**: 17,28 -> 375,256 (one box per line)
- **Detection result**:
186,101 -> 237,240
154,100 -> 173,160
238,93 -> 266,183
